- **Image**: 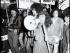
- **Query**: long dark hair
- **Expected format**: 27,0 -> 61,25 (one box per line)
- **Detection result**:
21,9 -> 27,18
43,8 -> 52,28
31,3 -> 43,14
51,9 -> 64,22
44,15 -> 52,28
51,9 -> 62,17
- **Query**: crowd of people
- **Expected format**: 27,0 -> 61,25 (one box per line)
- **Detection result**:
1,3 -> 69,53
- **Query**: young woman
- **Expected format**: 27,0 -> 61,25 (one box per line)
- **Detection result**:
19,10 -> 27,48
19,10 -> 31,53
31,3 -> 48,53
44,9 -> 64,53
19,9 -> 33,53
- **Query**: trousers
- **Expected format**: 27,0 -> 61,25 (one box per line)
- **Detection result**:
8,31 -> 21,53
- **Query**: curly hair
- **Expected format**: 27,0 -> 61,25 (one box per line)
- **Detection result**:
31,3 -> 43,14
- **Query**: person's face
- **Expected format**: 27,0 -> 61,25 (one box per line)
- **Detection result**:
46,4 -> 49,9
32,9 -> 37,16
11,10 -> 17,17
53,10 -> 58,17
43,8 -> 47,12
65,16 -> 69,24
23,11 -> 27,17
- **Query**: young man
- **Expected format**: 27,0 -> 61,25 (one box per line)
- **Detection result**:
31,3 -> 48,53
8,9 -> 21,53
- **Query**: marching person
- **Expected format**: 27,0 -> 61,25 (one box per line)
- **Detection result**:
61,15 -> 69,53
1,8 -> 10,53
19,10 -> 30,53
8,8 -> 21,53
64,15 -> 69,53
31,3 -> 48,53
19,9 -> 33,53
44,9 -> 64,53
19,10 -> 27,49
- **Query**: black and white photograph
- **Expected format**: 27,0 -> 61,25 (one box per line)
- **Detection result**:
1,0 -> 69,53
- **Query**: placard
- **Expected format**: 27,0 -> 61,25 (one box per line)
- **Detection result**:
17,0 -> 33,9
41,0 -> 55,5
59,0 -> 69,10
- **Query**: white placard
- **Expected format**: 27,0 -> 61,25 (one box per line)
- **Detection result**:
18,0 -> 33,9
59,0 -> 69,10
31,0 -> 40,3
41,0 -> 55,5
1,35 -> 8,41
